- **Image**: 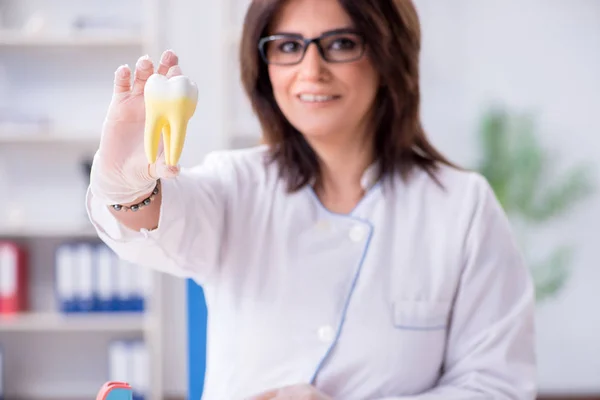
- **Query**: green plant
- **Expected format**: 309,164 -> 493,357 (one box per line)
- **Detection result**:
474,106 -> 595,302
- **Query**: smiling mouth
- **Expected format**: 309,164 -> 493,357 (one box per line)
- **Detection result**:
297,94 -> 341,103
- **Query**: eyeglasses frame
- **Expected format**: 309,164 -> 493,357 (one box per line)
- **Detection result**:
258,28 -> 367,66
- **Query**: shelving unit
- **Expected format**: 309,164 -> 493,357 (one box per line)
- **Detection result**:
0,30 -> 145,47
0,224 -> 98,238
0,311 -> 150,332
0,0 -> 166,399
0,131 -> 100,146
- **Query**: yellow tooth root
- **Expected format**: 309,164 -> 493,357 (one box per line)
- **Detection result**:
144,114 -> 165,164
143,74 -> 199,167
166,98 -> 197,166
162,122 -> 171,166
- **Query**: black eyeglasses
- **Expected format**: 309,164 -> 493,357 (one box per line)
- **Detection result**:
258,29 -> 366,66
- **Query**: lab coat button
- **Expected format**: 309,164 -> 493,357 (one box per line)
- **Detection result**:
349,224 -> 368,242
317,325 -> 335,343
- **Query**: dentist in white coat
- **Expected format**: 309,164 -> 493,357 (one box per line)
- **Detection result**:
87,0 -> 537,398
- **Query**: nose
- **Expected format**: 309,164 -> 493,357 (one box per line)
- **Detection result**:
298,42 -> 325,80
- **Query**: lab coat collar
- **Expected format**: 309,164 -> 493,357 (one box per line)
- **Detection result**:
360,162 -> 380,191
308,161 -> 381,192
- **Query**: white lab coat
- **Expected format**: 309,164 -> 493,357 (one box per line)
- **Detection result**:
86,145 -> 536,400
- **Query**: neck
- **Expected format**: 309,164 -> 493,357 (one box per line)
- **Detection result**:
310,133 -> 374,196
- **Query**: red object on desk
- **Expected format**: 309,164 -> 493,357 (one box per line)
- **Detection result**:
0,241 -> 28,314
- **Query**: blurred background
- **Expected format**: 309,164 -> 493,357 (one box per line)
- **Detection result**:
0,0 -> 598,399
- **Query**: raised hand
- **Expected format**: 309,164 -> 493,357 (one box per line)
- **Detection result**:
89,50 -> 184,205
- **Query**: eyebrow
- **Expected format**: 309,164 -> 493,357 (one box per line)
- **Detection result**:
270,27 -> 358,38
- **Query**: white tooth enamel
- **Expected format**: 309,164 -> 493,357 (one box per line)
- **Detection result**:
145,74 -> 199,102
299,94 -> 334,102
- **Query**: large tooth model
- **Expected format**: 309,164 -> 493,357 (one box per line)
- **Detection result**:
143,73 -> 199,166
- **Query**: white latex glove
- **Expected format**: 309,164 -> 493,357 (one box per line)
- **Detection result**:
89,50 -> 183,205
247,384 -> 333,400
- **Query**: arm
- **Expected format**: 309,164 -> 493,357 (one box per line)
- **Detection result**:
107,182 -> 162,232
381,175 -> 537,400
86,151 -> 231,285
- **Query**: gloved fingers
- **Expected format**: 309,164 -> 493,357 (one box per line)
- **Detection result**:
156,49 -> 179,76
166,65 -> 183,79
113,64 -> 132,95
149,158 -> 180,180
148,141 -> 180,180
131,55 -> 155,96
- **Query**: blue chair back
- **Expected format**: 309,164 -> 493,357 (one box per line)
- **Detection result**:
186,279 -> 208,399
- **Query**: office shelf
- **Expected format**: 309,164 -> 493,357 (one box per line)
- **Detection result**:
0,30 -> 144,48
0,312 -> 149,332
0,131 -> 100,146
0,224 -> 98,238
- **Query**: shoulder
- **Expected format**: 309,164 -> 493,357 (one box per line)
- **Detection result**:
401,163 -> 496,209
392,163 -> 503,232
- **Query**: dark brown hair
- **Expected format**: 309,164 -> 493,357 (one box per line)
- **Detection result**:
240,0 -> 458,192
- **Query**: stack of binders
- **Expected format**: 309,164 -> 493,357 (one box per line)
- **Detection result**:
54,242 -> 153,314
108,339 -> 148,400
0,241 -> 28,315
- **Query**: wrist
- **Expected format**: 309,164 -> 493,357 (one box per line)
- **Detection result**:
110,180 -> 160,212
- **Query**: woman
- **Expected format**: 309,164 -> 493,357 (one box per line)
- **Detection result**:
88,0 -> 537,399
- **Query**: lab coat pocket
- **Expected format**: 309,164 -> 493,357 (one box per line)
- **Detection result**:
392,300 -> 451,331
383,300 -> 450,389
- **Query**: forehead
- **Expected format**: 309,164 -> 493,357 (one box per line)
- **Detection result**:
269,0 -> 354,36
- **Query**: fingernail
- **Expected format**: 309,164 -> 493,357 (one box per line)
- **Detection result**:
161,50 -> 172,63
169,65 -> 182,75
136,56 -> 151,69
115,64 -> 129,77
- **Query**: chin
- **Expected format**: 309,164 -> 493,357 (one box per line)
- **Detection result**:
291,122 -> 340,141
287,112 -> 348,138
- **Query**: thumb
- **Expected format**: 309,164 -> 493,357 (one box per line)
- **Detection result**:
147,144 -> 180,180
149,159 -> 180,180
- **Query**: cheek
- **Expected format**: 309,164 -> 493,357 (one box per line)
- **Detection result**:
356,63 -> 379,99
348,72 -> 379,110
268,67 -> 293,105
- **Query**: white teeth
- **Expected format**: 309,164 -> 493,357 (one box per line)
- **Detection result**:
299,94 -> 336,102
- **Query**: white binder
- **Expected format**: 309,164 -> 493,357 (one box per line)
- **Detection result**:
55,244 -> 76,312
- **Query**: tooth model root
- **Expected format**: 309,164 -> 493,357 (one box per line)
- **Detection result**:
165,98 -> 197,166
144,114 -> 167,165
143,74 -> 199,167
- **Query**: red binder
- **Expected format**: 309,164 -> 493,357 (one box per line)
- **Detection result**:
0,241 -> 28,314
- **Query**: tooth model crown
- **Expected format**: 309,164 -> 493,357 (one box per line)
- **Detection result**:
144,73 -> 199,166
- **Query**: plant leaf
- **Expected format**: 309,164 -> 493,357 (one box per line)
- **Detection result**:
531,244 -> 573,302
527,165 -> 595,222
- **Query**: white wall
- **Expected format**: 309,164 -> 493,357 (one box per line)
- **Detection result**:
419,0 -> 600,394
